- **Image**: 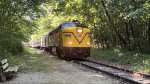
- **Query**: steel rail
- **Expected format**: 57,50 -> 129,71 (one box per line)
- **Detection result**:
73,60 -> 150,84
84,59 -> 150,78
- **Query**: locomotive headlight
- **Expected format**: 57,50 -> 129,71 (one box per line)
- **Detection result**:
69,41 -> 72,45
87,42 -> 90,45
77,29 -> 83,33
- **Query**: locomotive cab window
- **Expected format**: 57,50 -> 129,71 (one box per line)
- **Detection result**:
61,22 -> 88,29
61,23 -> 76,29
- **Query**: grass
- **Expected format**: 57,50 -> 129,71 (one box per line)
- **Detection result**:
0,47 -> 57,72
91,48 -> 150,73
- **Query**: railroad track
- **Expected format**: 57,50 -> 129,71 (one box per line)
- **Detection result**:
73,59 -> 150,84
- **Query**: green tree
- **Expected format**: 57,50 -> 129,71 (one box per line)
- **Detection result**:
0,0 -> 48,54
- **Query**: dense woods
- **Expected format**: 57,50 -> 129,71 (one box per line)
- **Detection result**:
0,0 -> 48,54
0,0 -> 150,54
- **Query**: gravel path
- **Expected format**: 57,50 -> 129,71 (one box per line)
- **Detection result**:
5,71 -> 117,84
1,51 -> 120,84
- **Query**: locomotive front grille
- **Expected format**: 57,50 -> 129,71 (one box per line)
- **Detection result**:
63,47 -> 90,58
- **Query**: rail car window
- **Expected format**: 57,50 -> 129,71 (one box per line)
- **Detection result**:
61,23 -> 76,29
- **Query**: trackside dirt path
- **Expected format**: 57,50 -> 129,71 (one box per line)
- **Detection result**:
2,50 -> 120,84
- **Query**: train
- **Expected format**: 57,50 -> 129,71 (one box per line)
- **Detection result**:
29,39 -> 41,48
30,21 -> 91,59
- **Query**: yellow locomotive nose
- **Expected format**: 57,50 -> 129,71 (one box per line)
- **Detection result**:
62,28 -> 90,47
48,22 -> 90,59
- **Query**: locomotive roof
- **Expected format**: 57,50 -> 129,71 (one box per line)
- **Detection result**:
61,22 -> 87,28
48,22 -> 87,36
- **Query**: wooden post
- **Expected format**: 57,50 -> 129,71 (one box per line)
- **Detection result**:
0,68 -> 6,82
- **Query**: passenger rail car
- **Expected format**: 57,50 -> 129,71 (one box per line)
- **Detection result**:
29,39 -> 41,48
41,35 -> 49,51
49,22 -> 91,58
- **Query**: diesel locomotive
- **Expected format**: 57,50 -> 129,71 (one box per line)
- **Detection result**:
48,21 -> 91,58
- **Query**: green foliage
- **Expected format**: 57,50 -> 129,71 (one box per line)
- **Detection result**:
0,46 -> 55,72
91,48 -> 150,73
0,0 -> 48,54
31,3 -> 87,40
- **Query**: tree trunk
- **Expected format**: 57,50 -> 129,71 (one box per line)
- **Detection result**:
129,20 -> 143,53
148,18 -> 150,51
129,20 -> 136,49
101,35 -> 105,50
125,21 -> 131,50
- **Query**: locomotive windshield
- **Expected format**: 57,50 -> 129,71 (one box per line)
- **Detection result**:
61,22 -> 87,29
61,23 -> 76,29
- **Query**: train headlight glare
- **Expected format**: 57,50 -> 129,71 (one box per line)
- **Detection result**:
77,29 -> 83,33
69,42 -> 72,45
87,42 -> 90,45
